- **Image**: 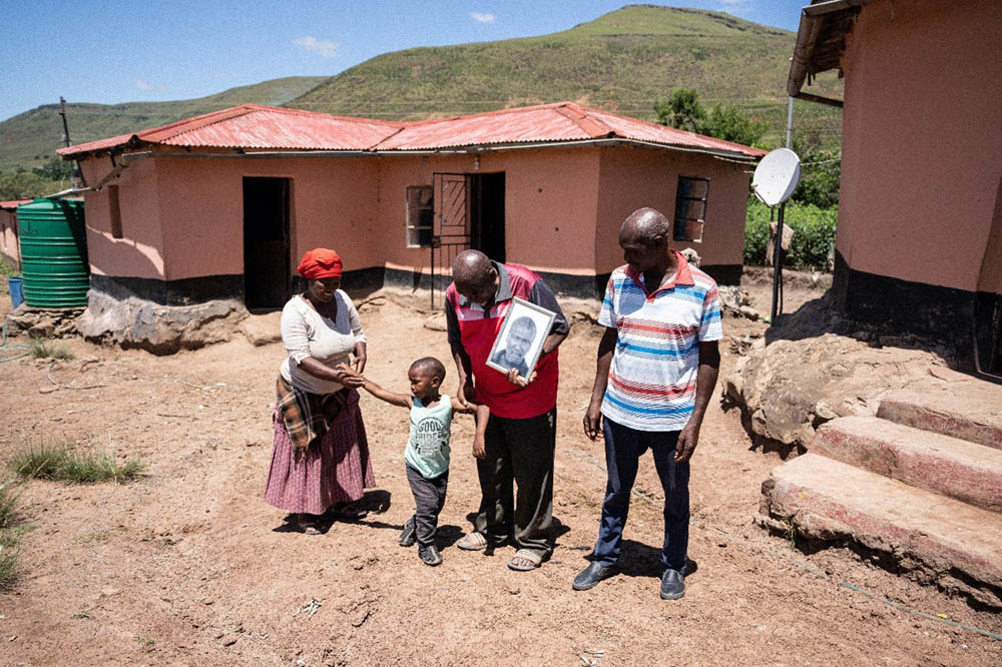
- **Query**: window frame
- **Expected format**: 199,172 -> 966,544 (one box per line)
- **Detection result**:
405,185 -> 434,248
673,176 -> 710,243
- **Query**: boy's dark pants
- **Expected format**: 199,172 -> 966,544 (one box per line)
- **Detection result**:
405,464 -> 449,547
592,418 -> 689,571
473,407 -> 556,559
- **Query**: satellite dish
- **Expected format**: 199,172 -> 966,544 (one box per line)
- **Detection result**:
752,148 -> 802,207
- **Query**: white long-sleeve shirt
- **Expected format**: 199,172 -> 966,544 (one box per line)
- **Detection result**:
279,290 -> 366,395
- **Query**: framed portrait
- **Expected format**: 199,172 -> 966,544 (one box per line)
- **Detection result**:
486,297 -> 557,379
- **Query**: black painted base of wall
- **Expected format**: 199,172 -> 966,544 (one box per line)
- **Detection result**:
832,250 -> 1001,371
90,274 -> 244,306
89,262 -> 744,311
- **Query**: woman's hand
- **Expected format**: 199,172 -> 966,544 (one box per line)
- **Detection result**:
334,363 -> 364,388
353,342 -> 367,374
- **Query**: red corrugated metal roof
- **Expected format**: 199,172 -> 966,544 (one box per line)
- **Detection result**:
375,102 -> 765,157
0,199 -> 33,210
58,102 -> 765,159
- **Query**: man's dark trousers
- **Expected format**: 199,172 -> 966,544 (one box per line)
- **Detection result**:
473,407 -> 556,559
592,417 -> 689,571
405,464 -> 449,547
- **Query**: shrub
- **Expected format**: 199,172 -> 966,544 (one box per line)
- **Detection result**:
9,444 -> 144,484
28,337 -> 75,360
745,198 -> 838,270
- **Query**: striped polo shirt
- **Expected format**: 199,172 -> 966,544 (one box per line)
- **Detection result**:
598,250 -> 722,432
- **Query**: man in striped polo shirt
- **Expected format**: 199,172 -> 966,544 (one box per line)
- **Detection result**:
574,207 -> 721,600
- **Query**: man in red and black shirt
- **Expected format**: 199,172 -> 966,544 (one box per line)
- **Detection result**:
446,250 -> 569,571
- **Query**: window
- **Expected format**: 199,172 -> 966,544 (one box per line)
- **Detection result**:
107,184 -> 123,239
673,176 -> 709,242
406,185 -> 434,247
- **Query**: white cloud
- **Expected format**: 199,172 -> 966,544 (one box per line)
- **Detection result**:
135,80 -> 167,92
294,36 -> 338,59
470,12 -> 495,23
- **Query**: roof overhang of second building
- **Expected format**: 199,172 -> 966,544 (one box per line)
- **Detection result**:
787,0 -> 869,107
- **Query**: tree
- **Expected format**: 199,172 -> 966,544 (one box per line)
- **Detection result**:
701,103 -> 768,147
791,135 -> 841,208
0,171 -> 59,200
654,89 -> 766,147
654,88 -> 705,133
32,156 -> 72,181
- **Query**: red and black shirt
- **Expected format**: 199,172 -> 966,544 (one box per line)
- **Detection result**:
445,263 -> 568,419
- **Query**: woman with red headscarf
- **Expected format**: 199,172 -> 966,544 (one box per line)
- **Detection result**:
263,248 -> 375,534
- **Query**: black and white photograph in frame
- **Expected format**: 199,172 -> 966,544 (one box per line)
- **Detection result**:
485,297 -> 557,380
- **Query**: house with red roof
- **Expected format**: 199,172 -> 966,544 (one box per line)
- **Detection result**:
58,101 -> 763,320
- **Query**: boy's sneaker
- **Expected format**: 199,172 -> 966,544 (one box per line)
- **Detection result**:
418,544 -> 443,566
399,519 -> 416,547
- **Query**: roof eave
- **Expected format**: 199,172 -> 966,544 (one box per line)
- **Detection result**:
787,0 -> 868,98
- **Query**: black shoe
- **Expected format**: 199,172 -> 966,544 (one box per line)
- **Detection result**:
660,568 -> 685,600
680,557 -> 698,577
418,544 -> 443,566
399,519 -> 416,547
572,562 -> 618,591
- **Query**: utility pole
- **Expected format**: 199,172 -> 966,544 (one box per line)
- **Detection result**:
58,96 -> 84,188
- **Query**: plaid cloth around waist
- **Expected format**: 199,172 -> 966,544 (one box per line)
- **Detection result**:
275,374 -> 356,450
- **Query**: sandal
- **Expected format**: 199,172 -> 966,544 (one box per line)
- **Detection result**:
456,532 -> 489,551
328,502 -> 368,520
296,515 -> 322,535
507,549 -> 543,571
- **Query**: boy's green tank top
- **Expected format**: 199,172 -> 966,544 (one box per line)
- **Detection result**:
404,395 -> 453,479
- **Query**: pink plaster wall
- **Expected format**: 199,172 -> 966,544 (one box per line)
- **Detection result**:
838,0 -> 1002,293
374,148 -> 601,276
78,143 -> 747,287
154,157 -> 381,280
80,157 -> 165,279
595,144 -> 750,273
0,209 -> 18,267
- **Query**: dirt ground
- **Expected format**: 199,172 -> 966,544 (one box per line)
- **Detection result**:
0,279 -> 999,666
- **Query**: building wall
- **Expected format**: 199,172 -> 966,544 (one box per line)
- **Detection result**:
154,156 -> 381,280
838,0 -> 1002,294
78,143 -> 747,301
595,144 -> 749,281
80,156 -> 166,279
374,148 -> 602,278
0,209 -> 18,268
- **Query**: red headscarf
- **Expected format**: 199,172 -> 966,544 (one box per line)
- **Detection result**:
297,248 -> 343,279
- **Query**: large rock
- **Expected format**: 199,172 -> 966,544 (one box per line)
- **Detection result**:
78,290 -> 248,354
725,332 -> 941,449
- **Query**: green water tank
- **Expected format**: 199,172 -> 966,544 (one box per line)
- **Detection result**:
17,198 -> 89,307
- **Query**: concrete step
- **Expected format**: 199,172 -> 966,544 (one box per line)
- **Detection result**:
812,416 -> 1002,513
759,453 -> 1002,608
878,388 -> 1002,450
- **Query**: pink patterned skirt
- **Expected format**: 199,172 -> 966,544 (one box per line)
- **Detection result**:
263,389 -> 375,515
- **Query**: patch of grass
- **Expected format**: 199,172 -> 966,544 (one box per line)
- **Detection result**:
0,482 -> 22,590
73,531 -> 109,545
135,635 -> 156,646
71,610 -> 91,619
8,444 -> 144,484
0,482 -> 18,529
0,262 -> 18,279
28,337 -> 75,360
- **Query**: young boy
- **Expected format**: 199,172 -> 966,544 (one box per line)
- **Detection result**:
358,357 -> 488,566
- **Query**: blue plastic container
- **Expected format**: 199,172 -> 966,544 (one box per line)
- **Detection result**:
8,277 -> 23,309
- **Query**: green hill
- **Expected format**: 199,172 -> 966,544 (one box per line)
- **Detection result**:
287,5 -> 843,146
0,77 -> 326,171
1,4 -> 843,176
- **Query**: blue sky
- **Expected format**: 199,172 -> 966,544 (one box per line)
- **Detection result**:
1,0 -> 807,123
